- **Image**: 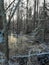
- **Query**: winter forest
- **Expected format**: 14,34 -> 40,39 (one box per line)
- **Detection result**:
0,0 -> 49,65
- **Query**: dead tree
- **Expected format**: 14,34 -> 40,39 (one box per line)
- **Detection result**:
33,0 -> 36,30
0,0 -> 21,63
26,0 -> 29,33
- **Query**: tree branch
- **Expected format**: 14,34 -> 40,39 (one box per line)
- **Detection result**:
6,0 -> 15,11
10,0 -> 21,19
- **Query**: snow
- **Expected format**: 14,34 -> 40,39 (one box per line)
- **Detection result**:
9,61 -> 19,65
0,37 -> 3,43
0,52 -> 5,65
0,32 -> 4,43
0,59 -> 5,63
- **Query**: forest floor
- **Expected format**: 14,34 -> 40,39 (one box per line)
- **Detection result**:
8,32 -> 49,56
0,32 -> 49,65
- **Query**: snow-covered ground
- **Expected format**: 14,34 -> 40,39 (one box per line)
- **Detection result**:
9,61 -> 19,65
0,52 -> 5,65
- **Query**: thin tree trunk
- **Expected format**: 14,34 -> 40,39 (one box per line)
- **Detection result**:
33,0 -> 36,30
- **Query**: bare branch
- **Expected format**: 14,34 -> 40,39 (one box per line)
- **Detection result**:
6,0 -> 15,11
10,0 -> 21,19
